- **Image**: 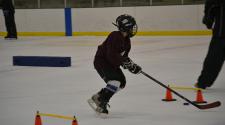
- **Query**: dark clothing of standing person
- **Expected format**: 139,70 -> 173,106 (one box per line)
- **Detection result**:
195,0 -> 225,89
0,0 -> 17,39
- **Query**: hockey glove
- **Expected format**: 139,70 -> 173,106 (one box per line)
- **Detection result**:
203,15 -> 214,29
202,4 -> 217,29
121,57 -> 134,69
128,64 -> 142,74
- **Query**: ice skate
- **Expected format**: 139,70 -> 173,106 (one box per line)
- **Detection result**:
88,93 -> 109,118
96,101 -> 109,118
87,93 -> 100,112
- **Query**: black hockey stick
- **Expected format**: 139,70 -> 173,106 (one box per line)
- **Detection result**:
141,71 -> 221,110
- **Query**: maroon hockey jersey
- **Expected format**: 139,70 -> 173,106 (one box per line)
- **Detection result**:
94,31 -> 131,69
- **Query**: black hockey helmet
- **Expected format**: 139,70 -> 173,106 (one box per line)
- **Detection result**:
113,14 -> 138,37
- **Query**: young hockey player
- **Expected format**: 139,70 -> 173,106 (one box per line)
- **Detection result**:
88,14 -> 142,116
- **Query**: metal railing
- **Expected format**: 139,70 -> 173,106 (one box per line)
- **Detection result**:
12,0 -> 204,9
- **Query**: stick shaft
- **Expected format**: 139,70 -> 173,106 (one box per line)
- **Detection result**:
141,71 -> 201,108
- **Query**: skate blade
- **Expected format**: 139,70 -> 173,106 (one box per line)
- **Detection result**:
87,99 -> 108,118
87,99 -> 97,111
98,113 -> 108,119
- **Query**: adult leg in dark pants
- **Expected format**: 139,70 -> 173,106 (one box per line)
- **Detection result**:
197,37 -> 225,89
3,10 -> 17,39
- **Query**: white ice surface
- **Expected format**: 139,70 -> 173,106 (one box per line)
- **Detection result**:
0,36 -> 224,125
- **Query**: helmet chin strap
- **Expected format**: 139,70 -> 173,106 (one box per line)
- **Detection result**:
121,32 -> 128,37
112,22 -> 118,27
112,22 -> 129,37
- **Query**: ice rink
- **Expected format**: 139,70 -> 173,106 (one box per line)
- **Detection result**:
0,36 -> 224,125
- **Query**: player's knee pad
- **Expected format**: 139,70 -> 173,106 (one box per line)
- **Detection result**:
105,80 -> 121,93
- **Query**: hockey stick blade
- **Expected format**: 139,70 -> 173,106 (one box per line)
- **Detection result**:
197,101 -> 221,110
141,71 -> 221,110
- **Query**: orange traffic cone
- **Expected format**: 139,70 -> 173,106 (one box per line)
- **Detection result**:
193,90 -> 207,104
35,111 -> 42,125
72,116 -> 78,125
162,87 -> 176,101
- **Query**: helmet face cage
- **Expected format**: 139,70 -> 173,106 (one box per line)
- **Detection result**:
115,14 -> 138,37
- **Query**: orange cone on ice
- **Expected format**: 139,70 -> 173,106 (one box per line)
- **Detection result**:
72,116 -> 78,125
35,111 -> 42,125
162,87 -> 176,101
193,90 -> 207,104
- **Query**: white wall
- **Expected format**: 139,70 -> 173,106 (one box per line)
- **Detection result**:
0,9 -> 65,32
0,10 -> 5,31
17,9 -> 65,32
72,5 -> 205,32
0,5 -> 206,33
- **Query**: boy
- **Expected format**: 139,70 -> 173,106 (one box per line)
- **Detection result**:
88,14 -> 142,115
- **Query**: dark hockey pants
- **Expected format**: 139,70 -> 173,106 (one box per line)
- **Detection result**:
95,67 -> 126,102
95,67 -> 126,89
198,37 -> 225,88
3,10 -> 17,37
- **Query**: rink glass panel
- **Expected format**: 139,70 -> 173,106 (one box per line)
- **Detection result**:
123,0 -> 150,6
12,0 -> 204,9
14,0 -> 38,9
40,0 -> 65,8
67,0 -> 92,8
93,0 -> 120,7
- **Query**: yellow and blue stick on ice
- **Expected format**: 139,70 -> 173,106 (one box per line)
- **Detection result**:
37,111 -> 76,120
169,84 -> 204,91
